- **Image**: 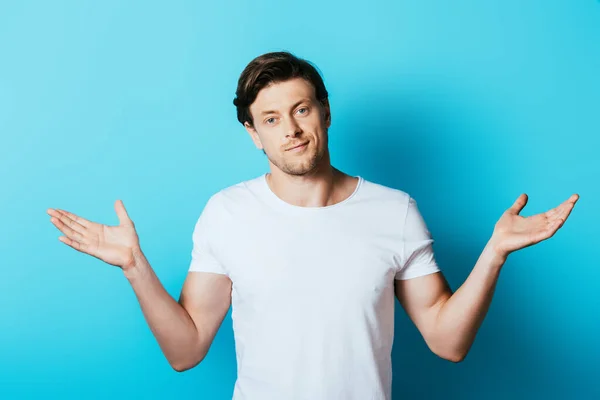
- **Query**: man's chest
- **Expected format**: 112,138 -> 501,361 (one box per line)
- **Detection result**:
217,213 -> 400,307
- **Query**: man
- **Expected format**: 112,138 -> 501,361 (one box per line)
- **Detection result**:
47,51 -> 579,399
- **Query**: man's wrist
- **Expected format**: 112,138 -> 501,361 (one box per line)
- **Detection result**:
123,246 -> 149,281
482,239 -> 508,273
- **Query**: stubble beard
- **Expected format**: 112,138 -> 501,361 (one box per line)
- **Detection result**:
269,142 -> 327,176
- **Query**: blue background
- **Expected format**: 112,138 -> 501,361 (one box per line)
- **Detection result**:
1,1 -> 598,399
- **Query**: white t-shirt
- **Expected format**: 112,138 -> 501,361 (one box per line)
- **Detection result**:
188,173 -> 440,400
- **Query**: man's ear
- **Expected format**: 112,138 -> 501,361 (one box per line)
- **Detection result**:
244,121 -> 264,150
321,99 -> 331,128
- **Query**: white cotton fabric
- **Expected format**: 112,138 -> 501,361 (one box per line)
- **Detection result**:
189,173 -> 440,400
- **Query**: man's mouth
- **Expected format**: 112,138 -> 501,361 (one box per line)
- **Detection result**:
286,142 -> 309,151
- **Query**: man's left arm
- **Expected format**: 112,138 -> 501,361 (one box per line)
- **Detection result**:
395,193 -> 579,363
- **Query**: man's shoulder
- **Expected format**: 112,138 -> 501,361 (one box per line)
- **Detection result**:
203,173 -> 265,210
358,177 -> 412,205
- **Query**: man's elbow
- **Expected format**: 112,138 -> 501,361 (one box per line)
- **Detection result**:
171,362 -> 191,373
432,345 -> 467,363
169,353 -> 207,372
171,364 -> 184,373
171,359 -> 200,373
444,351 -> 467,363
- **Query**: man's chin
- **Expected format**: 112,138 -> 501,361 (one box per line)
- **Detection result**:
269,151 -> 324,176
279,161 -> 317,176
282,166 -> 312,176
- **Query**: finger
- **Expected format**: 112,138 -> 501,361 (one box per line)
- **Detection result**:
58,235 -> 89,253
545,205 -> 562,219
56,208 -> 92,229
531,217 -> 563,244
56,210 -> 89,234
47,208 -> 89,232
115,200 -> 133,226
49,210 -> 87,235
558,200 -> 576,222
50,215 -> 85,242
548,218 -> 565,237
508,193 -> 528,215
545,194 -> 579,219
546,215 -> 567,239
548,195 -> 578,222
567,193 -> 580,205
556,194 -> 579,212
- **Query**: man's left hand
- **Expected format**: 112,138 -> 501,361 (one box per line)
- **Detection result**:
489,193 -> 580,260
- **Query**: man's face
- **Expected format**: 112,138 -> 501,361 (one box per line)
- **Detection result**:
245,77 -> 331,176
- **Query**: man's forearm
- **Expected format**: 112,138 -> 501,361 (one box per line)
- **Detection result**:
123,248 -> 205,371
433,240 -> 506,362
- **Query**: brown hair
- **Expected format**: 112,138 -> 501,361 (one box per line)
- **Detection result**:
233,51 -> 329,128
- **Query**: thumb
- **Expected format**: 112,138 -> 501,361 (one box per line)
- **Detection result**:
115,199 -> 133,226
508,193 -> 528,215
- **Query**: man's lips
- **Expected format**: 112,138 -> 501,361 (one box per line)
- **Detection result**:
285,142 -> 309,151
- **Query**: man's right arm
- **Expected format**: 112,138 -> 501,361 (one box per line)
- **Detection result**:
47,200 -> 231,372
124,249 -> 232,372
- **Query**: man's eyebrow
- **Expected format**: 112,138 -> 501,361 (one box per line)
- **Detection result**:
260,99 -> 310,116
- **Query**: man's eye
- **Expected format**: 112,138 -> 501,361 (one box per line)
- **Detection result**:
297,107 -> 308,114
266,117 -> 276,124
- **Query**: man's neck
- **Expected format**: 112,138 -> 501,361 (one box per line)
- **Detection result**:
266,165 -> 356,208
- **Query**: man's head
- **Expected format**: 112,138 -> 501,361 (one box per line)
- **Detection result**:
233,51 -> 331,176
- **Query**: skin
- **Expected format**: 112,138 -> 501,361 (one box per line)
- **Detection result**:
47,77 -> 579,370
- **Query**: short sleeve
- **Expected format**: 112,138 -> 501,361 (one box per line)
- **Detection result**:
188,195 -> 228,275
395,196 -> 440,280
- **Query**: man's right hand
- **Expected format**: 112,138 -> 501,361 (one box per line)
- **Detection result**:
48,198 -> 232,371
47,199 -> 141,271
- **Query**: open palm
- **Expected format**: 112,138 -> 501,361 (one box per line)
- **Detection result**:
491,193 -> 579,257
47,200 -> 140,269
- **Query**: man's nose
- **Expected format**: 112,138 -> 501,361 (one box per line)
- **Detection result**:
285,117 -> 302,137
